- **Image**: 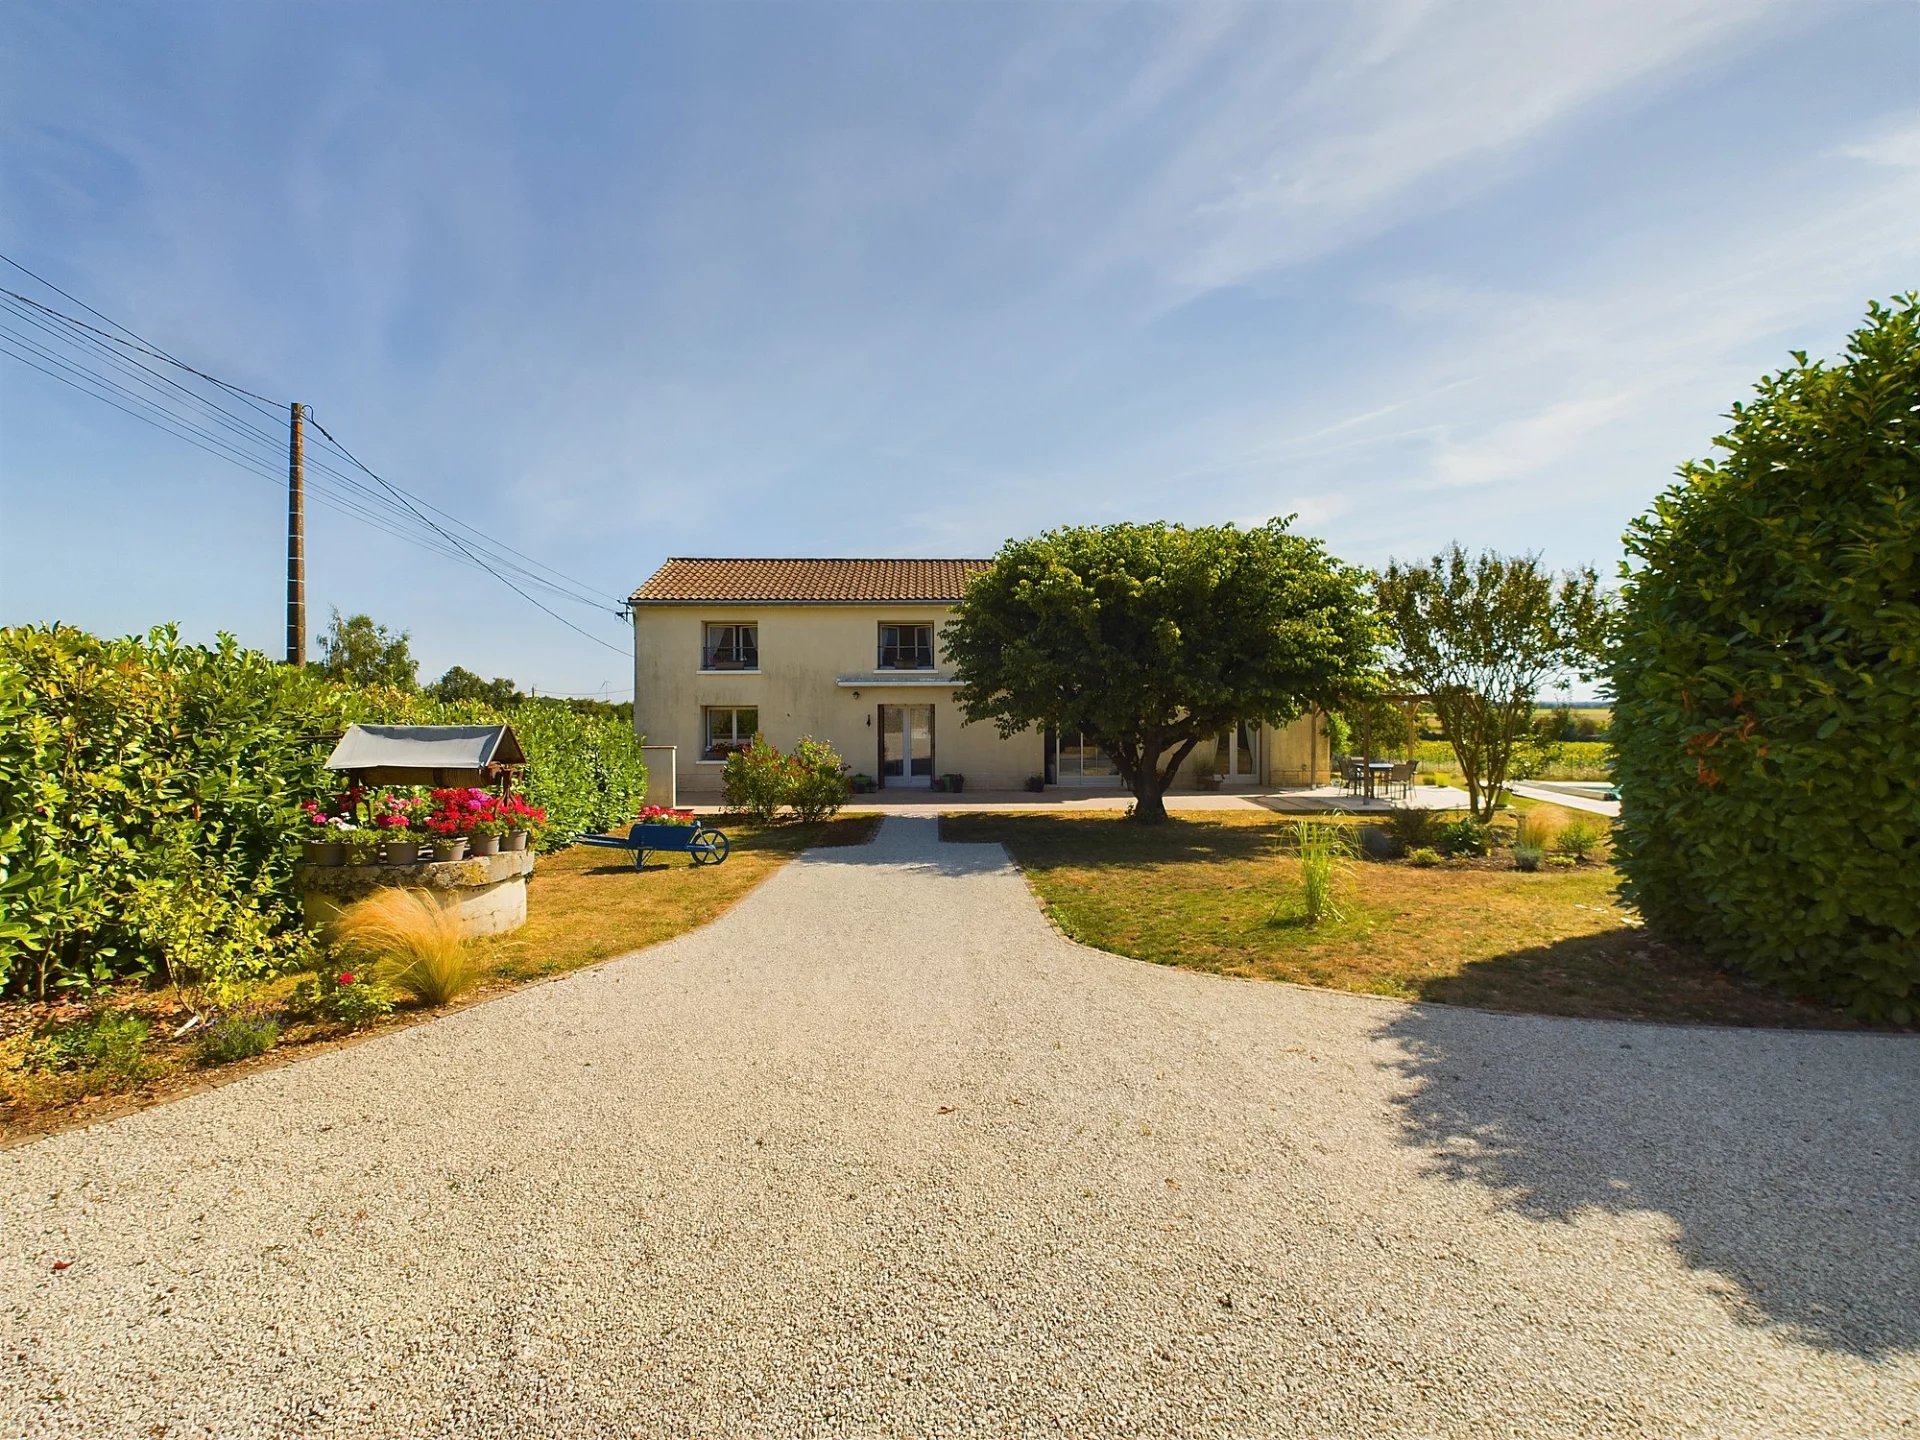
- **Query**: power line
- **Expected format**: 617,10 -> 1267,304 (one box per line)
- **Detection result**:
304,413 -> 632,656
0,253 -> 635,646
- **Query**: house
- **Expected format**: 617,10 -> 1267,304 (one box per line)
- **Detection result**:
629,557 -> 1331,796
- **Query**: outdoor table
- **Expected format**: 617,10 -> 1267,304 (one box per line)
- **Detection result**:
1348,760 -> 1395,800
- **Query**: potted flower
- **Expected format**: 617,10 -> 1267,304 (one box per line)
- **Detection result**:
502,794 -> 546,852
466,792 -> 508,856
298,801 -> 355,866
941,772 -> 965,794
421,790 -> 470,862
1193,759 -> 1223,793
371,791 -> 424,865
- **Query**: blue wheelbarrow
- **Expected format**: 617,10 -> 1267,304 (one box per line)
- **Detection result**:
576,821 -> 731,870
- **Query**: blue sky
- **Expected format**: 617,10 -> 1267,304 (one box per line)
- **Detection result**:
2,1 -> 1916,697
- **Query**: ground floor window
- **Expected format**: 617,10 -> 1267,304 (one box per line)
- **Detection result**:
702,706 -> 758,760
1050,730 -> 1120,785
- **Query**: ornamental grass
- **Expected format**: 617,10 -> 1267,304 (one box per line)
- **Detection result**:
329,889 -> 474,1009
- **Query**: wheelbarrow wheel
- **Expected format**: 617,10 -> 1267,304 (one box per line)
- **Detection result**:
688,829 -> 730,866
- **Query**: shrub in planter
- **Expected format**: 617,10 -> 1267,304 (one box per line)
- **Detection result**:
1610,297 -> 1920,1021
1025,775 -> 1046,793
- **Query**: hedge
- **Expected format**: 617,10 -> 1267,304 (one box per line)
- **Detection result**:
0,624 -> 646,996
1609,297 -> 1920,1021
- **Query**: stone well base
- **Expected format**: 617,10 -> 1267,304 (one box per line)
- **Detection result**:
295,849 -> 535,938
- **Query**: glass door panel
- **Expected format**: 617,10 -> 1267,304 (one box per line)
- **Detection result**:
907,706 -> 934,778
880,706 -> 906,780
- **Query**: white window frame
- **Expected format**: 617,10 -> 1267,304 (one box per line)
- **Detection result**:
701,622 -> 759,672
877,622 -> 935,670
701,705 -> 759,762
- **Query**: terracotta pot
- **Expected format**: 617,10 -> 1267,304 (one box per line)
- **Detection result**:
432,838 -> 470,862
469,833 -> 501,857
381,838 -> 422,866
302,839 -> 346,867
504,829 -> 529,852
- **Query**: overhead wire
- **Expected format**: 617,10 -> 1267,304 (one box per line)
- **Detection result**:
0,254 -> 635,637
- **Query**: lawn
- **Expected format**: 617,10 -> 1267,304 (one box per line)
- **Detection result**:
1,814 -> 879,1141
942,810 -> 1859,1029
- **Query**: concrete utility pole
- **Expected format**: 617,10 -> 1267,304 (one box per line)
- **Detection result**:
287,400 -> 306,666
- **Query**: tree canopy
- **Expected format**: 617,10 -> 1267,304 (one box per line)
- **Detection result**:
943,519 -> 1379,822
1375,546 -> 1608,820
430,665 -> 522,707
1610,295 -> 1920,1022
313,610 -> 418,690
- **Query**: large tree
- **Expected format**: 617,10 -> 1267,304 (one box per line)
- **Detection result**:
313,610 -> 418,690
944,519 -> 1379,823
1375,546 -> 1608,820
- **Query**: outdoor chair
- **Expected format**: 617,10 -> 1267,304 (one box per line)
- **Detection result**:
1389,760 -> 1418,799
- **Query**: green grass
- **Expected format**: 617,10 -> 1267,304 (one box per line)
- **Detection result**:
942,810 -> 1862,1028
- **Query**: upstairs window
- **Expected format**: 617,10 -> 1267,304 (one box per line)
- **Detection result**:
878,623 -> 934,670
703,706 -> 758,760
702,622 -> 758,670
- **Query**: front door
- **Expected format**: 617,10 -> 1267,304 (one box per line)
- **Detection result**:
879,704 -> 934,787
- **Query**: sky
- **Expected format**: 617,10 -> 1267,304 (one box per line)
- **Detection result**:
1,1 -> 1916,698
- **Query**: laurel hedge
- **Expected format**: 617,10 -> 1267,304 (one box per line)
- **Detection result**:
0,624 -> 645,996
1609,297 -> 1920,1022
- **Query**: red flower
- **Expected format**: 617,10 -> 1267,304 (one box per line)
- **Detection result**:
337,972 -> 356,986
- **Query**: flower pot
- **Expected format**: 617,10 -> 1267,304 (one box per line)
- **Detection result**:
381,838 -> 422,866
470,834 -> 501,857
302,839 -> 346,867
432,838 -> 470,862
942,774 -> 964,793
504,829 -> 529,852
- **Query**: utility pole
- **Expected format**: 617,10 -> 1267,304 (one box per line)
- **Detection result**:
287,400 -> 306,666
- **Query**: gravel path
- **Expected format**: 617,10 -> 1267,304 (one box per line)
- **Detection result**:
4,817 -> 1915,1438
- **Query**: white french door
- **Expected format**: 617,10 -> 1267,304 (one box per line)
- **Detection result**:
879,705 -> 935,787
1214,721 -> 1260,784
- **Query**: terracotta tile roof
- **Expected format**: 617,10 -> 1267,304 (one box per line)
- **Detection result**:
630,557 -> 994,605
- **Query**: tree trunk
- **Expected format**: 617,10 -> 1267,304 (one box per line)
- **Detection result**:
1128,733 -> 1170,823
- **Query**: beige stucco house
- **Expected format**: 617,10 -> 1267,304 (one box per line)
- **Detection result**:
629,557 -> 1330,797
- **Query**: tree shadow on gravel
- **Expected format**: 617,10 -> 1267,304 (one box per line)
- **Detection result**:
1377,1001 -> 1920,1357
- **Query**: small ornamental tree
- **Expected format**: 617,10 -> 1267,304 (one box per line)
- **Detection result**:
1611,296 -> 1920,1022
1375,546 -> 1608,820
943,520 -> 1379,823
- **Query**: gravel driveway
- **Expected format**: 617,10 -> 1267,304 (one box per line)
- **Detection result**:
4,817 -> 1916,1438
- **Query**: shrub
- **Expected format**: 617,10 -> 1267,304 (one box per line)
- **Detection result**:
788,737 -> 850,824
1379,807 -> 1445,854
1512,845 -> 1545,873
723,734 -> 848,824
1610,297 -> 1920,1021
1405,847 -> 1443,868
126,836 -> 316,1001
289,967 -> 396,1029
194,1006 -> 281,1065
1545,855 -> 1576,870
1553,818 -> 1606,861
1435,817 -> 1491,858
329,889 -> 473,1008
26,1010 -> 157,1085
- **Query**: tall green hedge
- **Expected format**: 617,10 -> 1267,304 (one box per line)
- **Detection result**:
0,624 -> 646,996
1610,297 -> 1920,1021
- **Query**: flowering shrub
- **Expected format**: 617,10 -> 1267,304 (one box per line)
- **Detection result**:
721,735 -> 849,824
637,805 -> 698,828
288,967 -> 395,1029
